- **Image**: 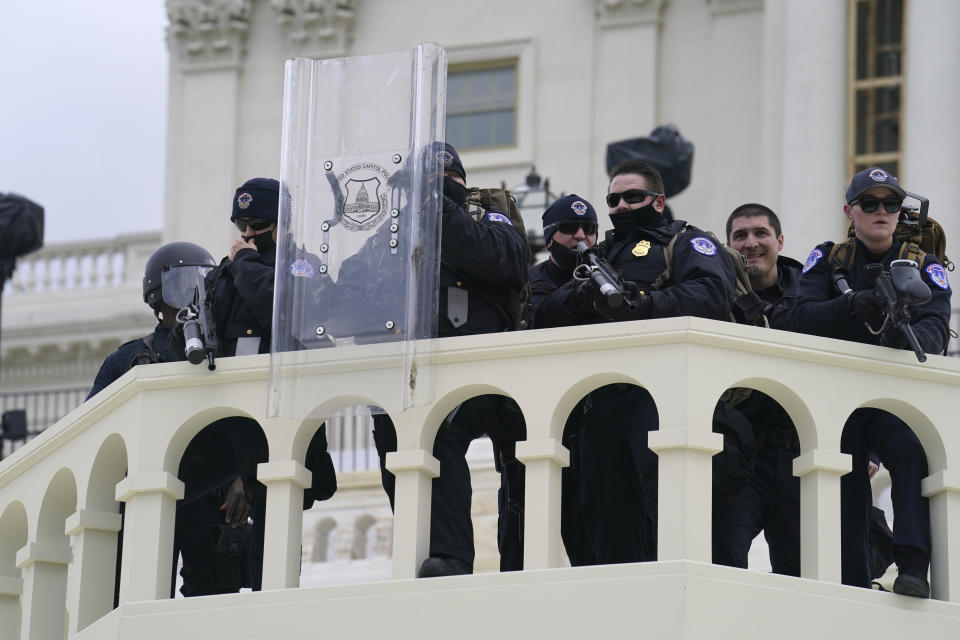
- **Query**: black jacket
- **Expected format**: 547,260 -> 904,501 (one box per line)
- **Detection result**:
206,245 -> 276,356
793,238 -> 951,354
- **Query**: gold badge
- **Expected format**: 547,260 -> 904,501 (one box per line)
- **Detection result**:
632,240 -> 651,257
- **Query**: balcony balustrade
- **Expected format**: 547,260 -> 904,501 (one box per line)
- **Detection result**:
1,317 -> 960,639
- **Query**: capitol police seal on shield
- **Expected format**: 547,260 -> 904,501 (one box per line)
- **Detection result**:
336,162 -> 391,232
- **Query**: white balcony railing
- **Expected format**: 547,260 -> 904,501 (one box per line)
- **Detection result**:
2,317 -> 960,639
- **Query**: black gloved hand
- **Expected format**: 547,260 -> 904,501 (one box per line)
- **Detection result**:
880,326 -> 909,349
443,176 -> 468,208
570,279 -> 597,315
595,285 -> 652,322
846,290 -> 885,326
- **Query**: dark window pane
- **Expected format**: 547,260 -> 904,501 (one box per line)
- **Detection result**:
445,63 -> 517,150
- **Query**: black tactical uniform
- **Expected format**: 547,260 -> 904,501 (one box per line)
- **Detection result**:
712,255 -> 803,575
372,176 -> 529,576
537,219 -> 736,563
794,236 -> 950,591
87,324 -> 174,399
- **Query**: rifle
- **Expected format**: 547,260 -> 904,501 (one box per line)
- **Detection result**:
177,280 -> 219,370
863,260 -> 932,362
572,241 -> 642,311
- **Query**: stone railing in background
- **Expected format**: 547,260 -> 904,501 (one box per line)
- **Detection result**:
3,318 -> 960,640
3,232 -> 160,297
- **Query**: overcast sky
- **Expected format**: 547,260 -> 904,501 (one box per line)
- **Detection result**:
0,1 -> 168,244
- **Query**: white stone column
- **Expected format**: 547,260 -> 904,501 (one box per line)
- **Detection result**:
591,0 -> 666,205
647,429 -> 724,562
760,0 -> 787,208
16,542 -> 72,640
0,576 -> 21,639
64,509 -> 123,634
515,438 -> 569,570
922,470 -> 960,602
902,0 -> 960,245
257,460 -> 312,590
385,449 -> 439,579
793,449 -> 851,582
164,0 -> 249,252
780,0 -> 848,255
115,472 -> 184,603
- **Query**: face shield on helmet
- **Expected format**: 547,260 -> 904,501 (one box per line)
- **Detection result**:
160,264 -> 214,310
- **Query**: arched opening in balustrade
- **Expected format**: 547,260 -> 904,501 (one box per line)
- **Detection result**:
353,513 -> 376,559
0,501 -> 28,638
167,413 -> 268,599
31,467 -> 77,638
371,386 -> 528,575
838,397 -> 944,596
79,433 -> 128,623
312,517 -> 336,562
710,379 -> 812,578
551,374 -> 659,569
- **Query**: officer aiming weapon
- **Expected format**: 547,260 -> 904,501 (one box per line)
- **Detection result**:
573,241 -> 642,310
837,260 -> 931,362
176,281 -> 218,370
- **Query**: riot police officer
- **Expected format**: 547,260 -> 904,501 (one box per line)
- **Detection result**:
372,144 -> 530,577
89,241 -> 267,597
793,167 -> 951,597
536,160 -> 737,563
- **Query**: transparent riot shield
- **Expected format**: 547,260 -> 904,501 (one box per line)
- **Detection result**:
269,43 -> 446,420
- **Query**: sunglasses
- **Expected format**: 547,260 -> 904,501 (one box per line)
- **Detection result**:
853,197 -> 902,214
234,218 -> 273,232
552,221 -> 599,236
605,189 -> 660,208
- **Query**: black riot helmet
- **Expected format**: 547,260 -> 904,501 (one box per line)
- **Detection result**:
142,242 -> 216,311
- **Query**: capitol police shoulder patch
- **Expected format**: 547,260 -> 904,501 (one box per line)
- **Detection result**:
289,258 -> 316,278
486,212 -> 513,225
926,263 -> 950,290
802,248 -> 823,274
690,236 -> 717,256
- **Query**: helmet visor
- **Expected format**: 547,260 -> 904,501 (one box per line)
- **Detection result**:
160,264 -> 213,309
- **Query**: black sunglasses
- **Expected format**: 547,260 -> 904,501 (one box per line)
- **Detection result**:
552,221 -> 598,236
853,197 -> 902,214
605,189 -> 660,208
234,218 -> 273,232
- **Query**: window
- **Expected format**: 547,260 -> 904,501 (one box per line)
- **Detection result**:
847,0 -> 906,177
446,61 -> 517,151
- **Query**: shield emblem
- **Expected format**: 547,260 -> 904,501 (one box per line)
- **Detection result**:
342,177 -> 383,225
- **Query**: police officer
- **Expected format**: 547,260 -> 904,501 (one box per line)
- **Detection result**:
536,160 -> 736,563
372,144 -> 529,577
89,241 -> 268,597
712,204 -> 803,575
203,178 -> 336,589
793,167 -> 951,597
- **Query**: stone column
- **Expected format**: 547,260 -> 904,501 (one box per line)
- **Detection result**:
779,0 -> 848,255
115,472 -> 184,603
164,0 -> 250,252
258,460 -> 312,589
793,449 -> 851,582
647,429 -> 724,562
16,542 -> 72,640
0,575 -> 21,639
385,449 -> 439,579
64,509 -> 123,634
922,470 -> 960,602
591,0 -> 667,204
902,0 -> 960,244
515,438 -> 569,570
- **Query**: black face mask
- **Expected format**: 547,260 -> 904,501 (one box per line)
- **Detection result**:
548,241 -> 579,273
251,230 -> 276,255
443,176 -> 468,207
608,202 -> 662,234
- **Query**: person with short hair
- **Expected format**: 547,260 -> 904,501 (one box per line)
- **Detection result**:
793,167 -> 951,597
712,204 -> 803,575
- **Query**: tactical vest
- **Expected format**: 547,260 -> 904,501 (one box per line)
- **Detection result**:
464,187 -> 533,330
828,207 -> 953,274
655,226 -> 769,326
